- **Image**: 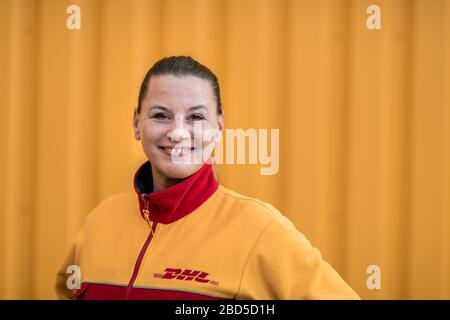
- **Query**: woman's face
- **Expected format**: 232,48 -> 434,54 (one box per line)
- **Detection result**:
133,74 -> 223,181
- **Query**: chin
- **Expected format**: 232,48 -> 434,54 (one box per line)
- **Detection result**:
156,160 -> 202,179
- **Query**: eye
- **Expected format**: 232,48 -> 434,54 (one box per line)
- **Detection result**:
189,113 -> 206,121
151,112 -> 170,120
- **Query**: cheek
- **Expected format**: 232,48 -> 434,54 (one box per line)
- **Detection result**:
140,123 -> 165,142
196,124 -> 219,146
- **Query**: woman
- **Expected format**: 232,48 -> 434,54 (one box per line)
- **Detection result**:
55,56 -> 360,300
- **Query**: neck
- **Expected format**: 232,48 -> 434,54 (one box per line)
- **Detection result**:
151,167 -> 184,193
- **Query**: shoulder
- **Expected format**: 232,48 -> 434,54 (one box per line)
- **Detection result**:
213,184 -> 300,236
82,191 -> 138,227
95,191 -> 136,209
214,185 -> 319,270
215,185 -> 279,217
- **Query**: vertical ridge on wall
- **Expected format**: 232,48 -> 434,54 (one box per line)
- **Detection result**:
250,0 -> 285,207
377,0 -> 411,299
0,0 -> 13,298
315,0 -> 335,268
284,0 -> 321,253
97,0 -> 135,200
377,0 -> 396,300
0,0 -> 9,298
339,0 -> 354,284
439,0 -> 450,300
314,0 -> 351,276
219,0 -> 257,194
395,0 -> 415,300
346,0 -> 384,299
408,0 -> 447,299
325,0 -> 353,280
65,0 -> 101,250
443,0 -> 450,299
34,0 -> 73,299
1,0 -> 39,299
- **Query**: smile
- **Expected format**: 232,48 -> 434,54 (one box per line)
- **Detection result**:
159,146 -> 195,156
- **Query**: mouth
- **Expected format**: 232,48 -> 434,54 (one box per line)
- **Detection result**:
159,146 -> 196,157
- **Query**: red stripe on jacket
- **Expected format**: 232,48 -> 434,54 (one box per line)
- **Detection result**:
75,283 -> 225,300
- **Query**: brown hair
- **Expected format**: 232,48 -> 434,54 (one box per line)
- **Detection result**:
136,56 -> 223,115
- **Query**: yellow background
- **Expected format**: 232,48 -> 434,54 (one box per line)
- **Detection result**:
1,0 -> 449,299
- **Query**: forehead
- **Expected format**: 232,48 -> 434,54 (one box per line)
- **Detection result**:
144,74 -> 214,110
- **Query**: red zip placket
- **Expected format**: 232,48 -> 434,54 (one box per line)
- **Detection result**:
125,194 -> 158,299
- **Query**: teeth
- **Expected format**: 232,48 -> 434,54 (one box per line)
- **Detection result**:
165,147 -> 192,153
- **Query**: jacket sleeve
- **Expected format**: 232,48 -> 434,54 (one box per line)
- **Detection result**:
235,217 -> 360,300
55,228 -> 84,300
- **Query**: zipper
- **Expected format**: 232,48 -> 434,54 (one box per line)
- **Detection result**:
125,194 -> 159,299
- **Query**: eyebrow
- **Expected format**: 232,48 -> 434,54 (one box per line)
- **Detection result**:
149,105 -> 209,113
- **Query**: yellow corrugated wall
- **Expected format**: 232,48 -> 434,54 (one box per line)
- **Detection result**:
0,0 -> 449,299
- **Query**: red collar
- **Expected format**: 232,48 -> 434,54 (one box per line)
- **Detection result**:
133,161 -> 219,224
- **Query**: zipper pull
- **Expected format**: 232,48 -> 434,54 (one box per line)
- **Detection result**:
141,195 -> 154,235
143,208 -> 150,223
142,195 -> 150,225
143,209 -> 155,236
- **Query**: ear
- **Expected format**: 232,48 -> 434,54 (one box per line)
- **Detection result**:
217,112 -> 224,135
214,112 -> 224,142
133,107 -> 141,140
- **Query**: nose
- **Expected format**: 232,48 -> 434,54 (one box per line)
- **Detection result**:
167,118 -> 191,142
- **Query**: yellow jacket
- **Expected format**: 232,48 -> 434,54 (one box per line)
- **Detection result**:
55,161 -> 360,300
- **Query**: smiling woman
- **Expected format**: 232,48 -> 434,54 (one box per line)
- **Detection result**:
133,65 -> 223,192
55,56 -> 360,300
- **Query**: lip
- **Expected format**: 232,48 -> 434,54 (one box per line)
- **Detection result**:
158,146 -> 195,157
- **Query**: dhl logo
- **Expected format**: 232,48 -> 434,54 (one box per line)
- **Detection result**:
154,268 -> 219,286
